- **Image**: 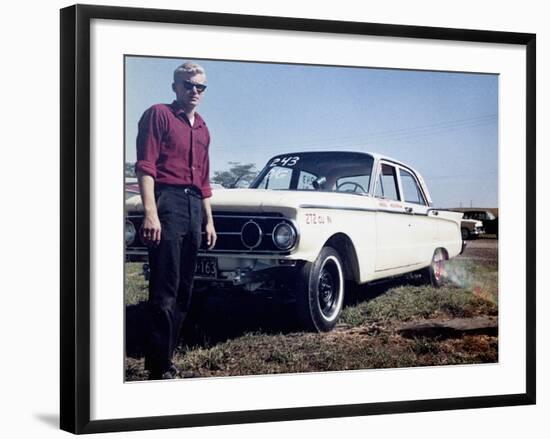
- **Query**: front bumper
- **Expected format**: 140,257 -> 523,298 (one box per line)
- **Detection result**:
134,252 -> 304,291
195,255 -> 302,286
203,264 -> 300,286
126,248 -> 147,262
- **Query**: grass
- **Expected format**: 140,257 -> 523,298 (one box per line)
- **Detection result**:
125,252 -> 498,380
124,263 -> 148,305
341,283 -> 497,326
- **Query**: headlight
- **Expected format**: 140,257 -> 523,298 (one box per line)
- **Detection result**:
241,220 -> 263,249
272,222 -> 297,250
125,220 -> 136,245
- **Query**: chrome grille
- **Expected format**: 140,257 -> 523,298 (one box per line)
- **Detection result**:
125,211 -> 297,255
207,212 -> 295,254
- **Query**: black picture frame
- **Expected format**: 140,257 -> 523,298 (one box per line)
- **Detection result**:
60,4 -> 536,434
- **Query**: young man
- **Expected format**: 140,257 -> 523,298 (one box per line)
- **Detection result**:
135,61 -> 217,380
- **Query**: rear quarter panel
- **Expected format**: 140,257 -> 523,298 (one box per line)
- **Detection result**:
435,211 -> 463,258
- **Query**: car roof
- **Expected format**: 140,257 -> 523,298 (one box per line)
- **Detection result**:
269,150 -> 432,204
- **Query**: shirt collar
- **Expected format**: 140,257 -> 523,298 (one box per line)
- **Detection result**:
170,101 -> 204,128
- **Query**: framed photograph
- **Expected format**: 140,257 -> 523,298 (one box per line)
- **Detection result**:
60,4 -> 536,434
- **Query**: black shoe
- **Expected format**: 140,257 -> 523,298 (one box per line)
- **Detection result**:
160,370 -> 176,380
149,364 -> 180,380
168,363 -> 180,376
149,370 -> 174,380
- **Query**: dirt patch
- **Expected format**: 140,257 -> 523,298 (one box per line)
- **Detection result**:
458,238 -> 498,266
398,316 -> 498,338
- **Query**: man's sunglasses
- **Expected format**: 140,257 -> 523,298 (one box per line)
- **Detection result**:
181,80 -> 207,93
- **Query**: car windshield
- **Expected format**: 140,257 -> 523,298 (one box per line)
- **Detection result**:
250,152 -> 374,195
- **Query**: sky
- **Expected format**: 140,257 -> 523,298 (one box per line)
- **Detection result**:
125,56 -> 498,208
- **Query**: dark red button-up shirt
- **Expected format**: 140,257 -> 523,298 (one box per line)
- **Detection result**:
135,101 -> 212,198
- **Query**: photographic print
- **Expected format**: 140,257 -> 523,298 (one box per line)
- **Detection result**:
61,4 -> 534,433
124,56 -> 499,381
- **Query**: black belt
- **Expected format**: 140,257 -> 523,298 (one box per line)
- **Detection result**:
155,184 -> 203,198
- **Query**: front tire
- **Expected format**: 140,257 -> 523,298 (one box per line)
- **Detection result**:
296,246 -> 345,332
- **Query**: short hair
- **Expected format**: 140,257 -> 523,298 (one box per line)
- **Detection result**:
173,61 -> 206,81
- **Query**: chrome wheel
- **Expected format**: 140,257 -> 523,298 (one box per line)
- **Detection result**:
317,256 -> 343,320
296,247 -> 345,332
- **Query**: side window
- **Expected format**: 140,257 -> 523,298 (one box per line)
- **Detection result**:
399,168 -> 426,205
375,163 -> 399,201
256,167 -> 292,190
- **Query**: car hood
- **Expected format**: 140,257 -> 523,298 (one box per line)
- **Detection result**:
125,188 -> 375,214
211,188 -> 369,212
126,194 -> 143,213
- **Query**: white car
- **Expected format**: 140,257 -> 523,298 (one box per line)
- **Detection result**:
126,151 -> 464,332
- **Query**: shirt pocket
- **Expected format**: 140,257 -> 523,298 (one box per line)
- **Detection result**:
194,130 -> 209,148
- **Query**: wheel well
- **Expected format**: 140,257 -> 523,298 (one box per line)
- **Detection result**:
436,247 -> 450,260
324,233 -> 360,282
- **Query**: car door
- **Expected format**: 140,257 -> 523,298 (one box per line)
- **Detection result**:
397,166 -> 434,265
373,162 -> 411,271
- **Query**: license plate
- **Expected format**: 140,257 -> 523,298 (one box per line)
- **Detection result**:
195,257 -> 217,278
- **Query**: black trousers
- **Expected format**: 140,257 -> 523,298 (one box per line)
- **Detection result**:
144,186 -> 203,375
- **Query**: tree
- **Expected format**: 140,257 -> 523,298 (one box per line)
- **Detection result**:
212,162 -> 258,188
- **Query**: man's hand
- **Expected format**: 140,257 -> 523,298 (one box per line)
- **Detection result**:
202,197 -> 216,249
204,221 -> 217,250
141,213 -> 162,246
136,171 -> 161,246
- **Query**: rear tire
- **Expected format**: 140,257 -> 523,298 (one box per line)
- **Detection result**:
296,246 -> 345,332
461,227 -> 470,240
423,248 -> 447,288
